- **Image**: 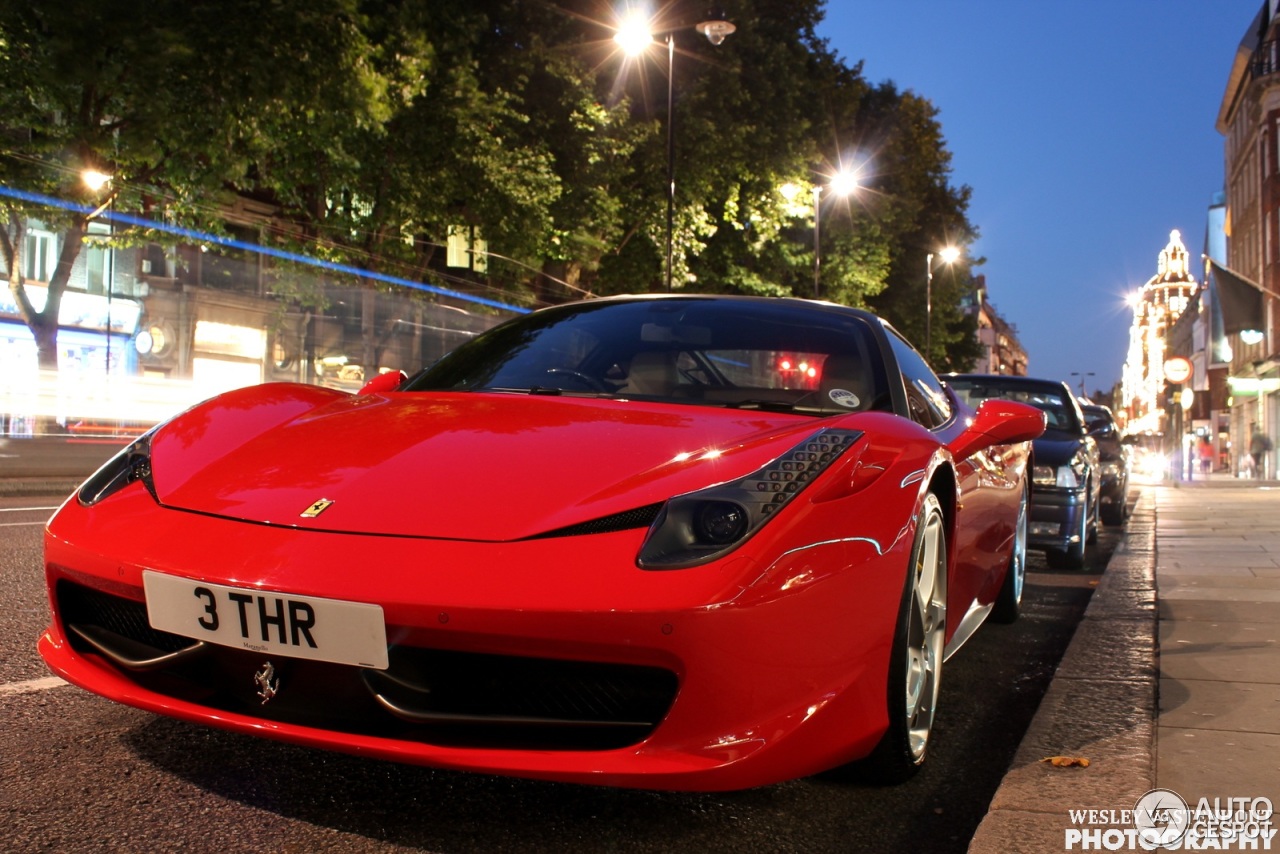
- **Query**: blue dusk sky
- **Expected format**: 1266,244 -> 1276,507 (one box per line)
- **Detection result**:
816,0 -> 1261,395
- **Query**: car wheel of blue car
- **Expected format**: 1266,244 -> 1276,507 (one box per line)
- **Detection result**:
857,491 -> 948,784
992,480 -> 1028,623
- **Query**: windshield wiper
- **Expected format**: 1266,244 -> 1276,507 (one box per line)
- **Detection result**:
726,399 -> 808,412
479,386 -> 619,399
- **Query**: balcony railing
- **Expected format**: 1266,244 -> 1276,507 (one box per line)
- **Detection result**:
1252,39 -> 1280,79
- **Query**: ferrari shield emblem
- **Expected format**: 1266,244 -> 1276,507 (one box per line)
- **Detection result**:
300,498 -> 334,518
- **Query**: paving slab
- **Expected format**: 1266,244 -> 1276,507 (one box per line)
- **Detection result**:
1156,728 -> 1280,804
1158,678 -> 1280,733
1159,599 -> 1280,623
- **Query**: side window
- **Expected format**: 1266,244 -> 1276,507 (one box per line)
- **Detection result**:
886,330 -> 952,429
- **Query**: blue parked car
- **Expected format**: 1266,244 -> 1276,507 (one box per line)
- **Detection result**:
944,374 -> 1101,569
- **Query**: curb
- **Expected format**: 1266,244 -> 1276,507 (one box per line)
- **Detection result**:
968,489 -> 1158,852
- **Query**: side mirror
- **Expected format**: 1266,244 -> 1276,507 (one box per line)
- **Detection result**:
948,399 -> 1046,461
357,370 -> 408,395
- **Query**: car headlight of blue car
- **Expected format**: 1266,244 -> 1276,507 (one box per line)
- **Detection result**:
1033,449 -> 1089,489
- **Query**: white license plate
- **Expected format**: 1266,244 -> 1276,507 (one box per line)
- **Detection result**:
142,570 -> 389,670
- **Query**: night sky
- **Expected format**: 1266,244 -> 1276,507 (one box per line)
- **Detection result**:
817,0 -> 1261,394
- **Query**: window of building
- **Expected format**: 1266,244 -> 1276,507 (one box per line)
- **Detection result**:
202,224 -> 263,294
83,221 -> 113,295
22,229 -> 55,283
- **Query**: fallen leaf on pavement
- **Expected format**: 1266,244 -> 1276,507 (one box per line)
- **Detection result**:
1041,756 -> 1090,768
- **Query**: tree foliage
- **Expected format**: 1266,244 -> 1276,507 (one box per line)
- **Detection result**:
0,0 -> 984,370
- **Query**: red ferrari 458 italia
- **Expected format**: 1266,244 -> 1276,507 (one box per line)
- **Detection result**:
40,295 -> 1043,791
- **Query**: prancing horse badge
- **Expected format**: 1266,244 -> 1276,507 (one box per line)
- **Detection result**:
300,498 -> 334,518
254,661 -> 280,704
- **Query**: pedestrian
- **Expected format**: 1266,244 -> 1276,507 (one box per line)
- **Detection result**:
1249,426 -> 1273,479
1199,437 -> 1214,474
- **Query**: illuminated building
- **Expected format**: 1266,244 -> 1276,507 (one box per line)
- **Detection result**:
1120,230 -> 1198,436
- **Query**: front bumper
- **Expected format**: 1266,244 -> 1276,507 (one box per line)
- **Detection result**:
1027,487 -> 1087,552
40,485 -> 906,791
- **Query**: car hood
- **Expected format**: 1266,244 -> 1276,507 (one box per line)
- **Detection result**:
150,386 -> 838,541
1032,430 -> 1087,467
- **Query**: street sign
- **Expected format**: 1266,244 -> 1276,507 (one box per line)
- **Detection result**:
1164,357 -> 1192,384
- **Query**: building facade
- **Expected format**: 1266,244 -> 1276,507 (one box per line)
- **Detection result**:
1,202 -> 510,436
1120,231 -> 1199,443
1216,0 -> 1280,477
965,275 -> 1029,376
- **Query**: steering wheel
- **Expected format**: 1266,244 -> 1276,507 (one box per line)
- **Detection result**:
543,368 -> 608,392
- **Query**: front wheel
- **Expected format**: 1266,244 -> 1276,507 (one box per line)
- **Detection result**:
856,492 -> 948,784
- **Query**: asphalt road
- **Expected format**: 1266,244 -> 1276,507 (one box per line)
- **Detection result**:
0,436 -> 125,479
0,490 -> 1127,854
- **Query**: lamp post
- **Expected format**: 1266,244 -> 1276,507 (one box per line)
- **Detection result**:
925,245 -> 961,359
811,170 -> 858,299
83,169 -> 114,376
1070,371 -> 1096,399
615,10 -> 735,292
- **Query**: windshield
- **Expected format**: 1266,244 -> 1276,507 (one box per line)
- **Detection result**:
404,298 -> 891,415
947,377 -> 1083,433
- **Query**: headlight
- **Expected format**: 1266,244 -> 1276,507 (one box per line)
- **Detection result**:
78,431 -> 157,505
1033,450 -> 1089,489
638,428 -> 862,570
1101,461 -> 1122,478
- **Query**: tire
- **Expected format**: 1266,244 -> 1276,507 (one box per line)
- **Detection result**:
856,492 -> 948,784
991,480 -> 1028,624
1100,484 -> 1126,526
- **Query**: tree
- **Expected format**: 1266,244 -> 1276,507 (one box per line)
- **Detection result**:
0,0 -> 389,377
0,0 -> 983,383
853,83 -> 979,366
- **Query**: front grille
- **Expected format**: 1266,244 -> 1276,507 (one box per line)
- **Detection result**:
59,580 -> 193,653
56,579 -> 678,751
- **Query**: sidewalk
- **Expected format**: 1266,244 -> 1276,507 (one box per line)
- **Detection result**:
971,474 -> 1280,851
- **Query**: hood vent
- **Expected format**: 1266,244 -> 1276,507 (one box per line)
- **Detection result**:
530,503 -> 664,540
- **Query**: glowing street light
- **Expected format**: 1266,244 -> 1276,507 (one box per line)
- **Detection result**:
925,245 -> 961,359
812,170 -> 858,299
615,8 -> 735,292
82,169 -> 112,192
83,169 -> 116,375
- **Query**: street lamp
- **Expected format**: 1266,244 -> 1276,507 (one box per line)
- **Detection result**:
615,9 -> 735,292
925,245 -> 961,359
808,170 -> 859,299
1071,371 -> 1096,398
83,169 -> 115,376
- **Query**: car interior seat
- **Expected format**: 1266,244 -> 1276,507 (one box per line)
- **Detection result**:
623,351 -> 679,396
818,353 -> 872,411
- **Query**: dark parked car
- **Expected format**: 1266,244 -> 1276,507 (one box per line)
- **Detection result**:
944,374 -> 1100,569
1081,403 -> 1129,526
